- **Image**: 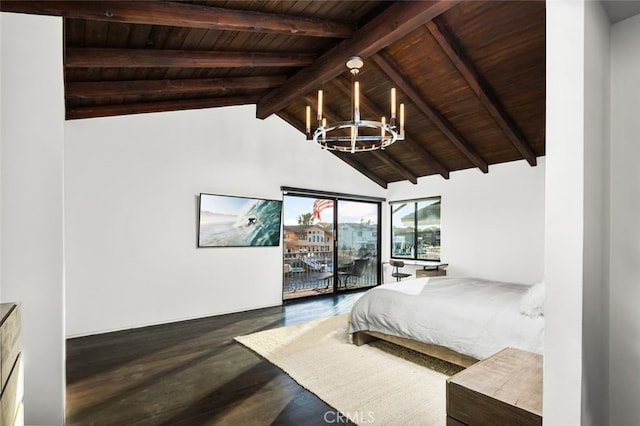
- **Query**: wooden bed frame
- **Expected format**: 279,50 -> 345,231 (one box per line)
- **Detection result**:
352,330 -> 479,368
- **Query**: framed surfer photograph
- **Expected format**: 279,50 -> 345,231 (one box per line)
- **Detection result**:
198,193 -> 283,247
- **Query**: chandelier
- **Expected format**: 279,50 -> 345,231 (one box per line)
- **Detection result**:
305,56 -> 405,153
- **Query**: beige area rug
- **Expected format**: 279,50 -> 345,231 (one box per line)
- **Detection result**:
234,314 -> 463,425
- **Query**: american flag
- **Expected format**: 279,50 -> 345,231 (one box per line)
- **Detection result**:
312,199 -> 333,220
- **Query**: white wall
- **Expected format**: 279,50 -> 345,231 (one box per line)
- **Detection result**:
582,2 -> 611,424
0,12 -> 3,302
386,159 -> 545,285
609,12 -> 640,426
64,107 -> 386,336
545,1 -> 586,424
1,13 -> 66,425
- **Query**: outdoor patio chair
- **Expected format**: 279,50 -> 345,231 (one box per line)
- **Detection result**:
343,258 -> 369,288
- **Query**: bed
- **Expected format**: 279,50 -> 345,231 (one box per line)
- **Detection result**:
349,276 -> 544,367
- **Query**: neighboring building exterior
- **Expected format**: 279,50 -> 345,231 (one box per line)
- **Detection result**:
283,224 -> 333,254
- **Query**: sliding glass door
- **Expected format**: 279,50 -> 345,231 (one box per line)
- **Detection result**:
282,193 -> 380,300
336,200 -> 380,291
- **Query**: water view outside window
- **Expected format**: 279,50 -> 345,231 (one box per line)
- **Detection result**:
391,197 -> 441,261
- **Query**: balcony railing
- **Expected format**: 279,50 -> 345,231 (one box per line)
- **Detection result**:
283,250 -> 378,300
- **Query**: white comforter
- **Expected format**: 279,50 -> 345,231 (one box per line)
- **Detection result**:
349,276 -> 544,360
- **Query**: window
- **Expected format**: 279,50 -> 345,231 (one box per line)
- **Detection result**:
390,197 -> 441,261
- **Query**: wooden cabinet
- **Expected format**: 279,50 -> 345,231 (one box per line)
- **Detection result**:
1,303 -> 22,426
446,347 -> 542,426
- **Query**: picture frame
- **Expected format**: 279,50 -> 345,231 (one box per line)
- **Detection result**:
198,193 -> 283,247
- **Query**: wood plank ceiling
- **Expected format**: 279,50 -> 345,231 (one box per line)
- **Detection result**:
1,0 -> 546,188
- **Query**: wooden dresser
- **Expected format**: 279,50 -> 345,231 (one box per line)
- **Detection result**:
1,303 -> 22,426
446,347 -> 542,425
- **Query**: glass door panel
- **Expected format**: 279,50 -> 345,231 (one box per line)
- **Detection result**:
336,200 -> 380,291
282,195 -> 334,300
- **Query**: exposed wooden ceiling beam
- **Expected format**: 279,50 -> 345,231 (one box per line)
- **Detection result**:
256,0 -> 460,119
400,136 -> 450,180
332,77 -> 450,180
372,52 -> 489,173
276,110 -> 388,188
425,20 -> 537,166
65,48 -> 316,69
0,1 -> 355,38
370,151 -> 418,184
66,95 -> 260,120
332,151 -> 388,189
66,76 -> 287,99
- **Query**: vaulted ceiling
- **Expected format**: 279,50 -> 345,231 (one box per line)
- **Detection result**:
1,0 -> 546,188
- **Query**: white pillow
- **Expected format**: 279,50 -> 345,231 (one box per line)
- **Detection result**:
520,281 -> 545,317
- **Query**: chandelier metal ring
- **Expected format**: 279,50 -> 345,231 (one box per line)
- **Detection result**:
313,120 -> 398,152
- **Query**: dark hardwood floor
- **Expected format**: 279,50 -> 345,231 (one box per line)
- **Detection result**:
66,292 -> 364,425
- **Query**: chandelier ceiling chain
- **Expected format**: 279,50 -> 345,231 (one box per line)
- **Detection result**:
305,56 -> 405,153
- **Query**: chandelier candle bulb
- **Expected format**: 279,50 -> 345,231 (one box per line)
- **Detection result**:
322,117 -> 327,145
317,90 -> 323,122
400,103 -> 405,135
306,106 -> 311,135
351,126 -> 357,153
354,81 -> 360,122
391,88 -> 397,119
381,116 -> 386,138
